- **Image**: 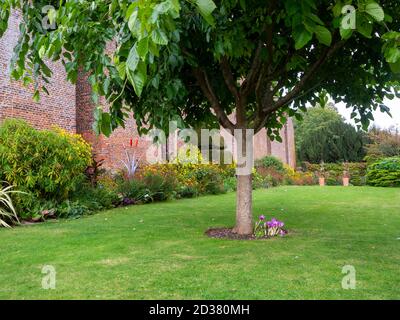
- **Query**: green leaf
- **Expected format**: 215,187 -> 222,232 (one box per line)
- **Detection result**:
356,14 -> 373,38
385,47 -> 400,64
38,46 -> 46,59
125,3 -> 136,20
307,13 -> 324,26
195,0 -> 217,26
137,37 -> 149,60
101,112 -> 112,137
151,29 -> 169,45
117,62 -> 126,80
365,1 -> 385,22
293,27 -> 313,50
126,45 -> 139,72
314,26 -> 332,46
127,61 -> 147,97
332,1 -> 343,17
127,11 -> 138,34
151,1 -> 172,23
47,8 -> 57,26
389,59 -> 400,74
340,26 -> 353,40
33,90 -> 40,103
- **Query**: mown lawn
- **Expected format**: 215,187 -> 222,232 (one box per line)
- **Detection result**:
0,186 -> 399,300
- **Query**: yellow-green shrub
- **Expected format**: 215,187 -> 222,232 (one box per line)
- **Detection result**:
140,162 -> 227,197
0,119 -> 92,200
367,157 -> 400,187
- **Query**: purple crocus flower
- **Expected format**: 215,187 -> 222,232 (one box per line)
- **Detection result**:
259,215 -> 265,221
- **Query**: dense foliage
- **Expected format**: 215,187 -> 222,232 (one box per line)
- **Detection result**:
367,157 -> 400,187
303,162 -> 368,186
0,119 -> 92,200
255,156 -> 286,173
1,0 -> 399,136
365,126 -> 400,163
295,105 -> 366,163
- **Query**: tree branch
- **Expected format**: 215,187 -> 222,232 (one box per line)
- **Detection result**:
192,67 -> 236,132
265,40 -> 345,113
240,41 -> 264,97
220,56 -> 240,102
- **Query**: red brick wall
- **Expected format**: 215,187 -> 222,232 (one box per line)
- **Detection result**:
0,11 -> 76,132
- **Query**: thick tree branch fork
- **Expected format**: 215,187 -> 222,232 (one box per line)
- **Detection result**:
193,67 -> 235,132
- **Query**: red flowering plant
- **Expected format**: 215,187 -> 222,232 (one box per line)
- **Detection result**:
121,137 -> 140,180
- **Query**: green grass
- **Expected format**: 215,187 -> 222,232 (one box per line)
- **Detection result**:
0,186 -> 399,300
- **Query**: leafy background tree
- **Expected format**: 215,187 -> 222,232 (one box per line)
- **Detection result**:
365,125 -> 400,162
295,105 -> 366,163
1,0 -> 400,234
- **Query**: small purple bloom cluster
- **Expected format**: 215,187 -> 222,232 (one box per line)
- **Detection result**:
266,217 -> 284,229
254,215 -> 287,238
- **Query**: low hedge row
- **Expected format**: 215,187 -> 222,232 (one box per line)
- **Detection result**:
302,162 -> 368,186
366,157 -> 400,187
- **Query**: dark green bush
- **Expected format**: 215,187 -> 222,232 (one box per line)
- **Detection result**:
177,185 -> 199,198
117,179 -> 147,202
72,185 -> 120,211
255,156 -> 285,173
367,157 -> 400,187
142,173 -> 177,201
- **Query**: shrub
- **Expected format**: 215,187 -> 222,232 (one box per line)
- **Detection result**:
72,185 -> 120,211
189,165 -> 225,195
252,170 -> 271,189
141,163 -> 227,198
367,157 -> 400,187
117,179 -> 148,203
141,172 -> 177,201
223,176 -> 237,192
255,166 -> 285,186
57,200 -> 89,219
302,162 -> 367,186
0,119 -> 92,201
283,166 -> 314,185
255,156 -> 285,173
177,185 -> 199,198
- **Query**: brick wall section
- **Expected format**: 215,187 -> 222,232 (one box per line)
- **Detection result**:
0,11 -> 76,132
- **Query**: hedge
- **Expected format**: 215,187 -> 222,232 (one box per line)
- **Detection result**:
302,162 -> 368,186
366,157 -> 400,187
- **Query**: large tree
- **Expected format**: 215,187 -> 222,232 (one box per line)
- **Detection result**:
295,104 -> 366,163
1,0 -> 400,234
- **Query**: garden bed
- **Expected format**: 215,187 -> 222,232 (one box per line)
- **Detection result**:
205,227 -> 289,240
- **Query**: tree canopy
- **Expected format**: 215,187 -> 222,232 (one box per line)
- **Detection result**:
295,104 -> 366,163
1,0 -> 399,137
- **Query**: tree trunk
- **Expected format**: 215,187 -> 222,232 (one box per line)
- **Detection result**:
235,173 -> 253,235
234,129 -> 254,235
